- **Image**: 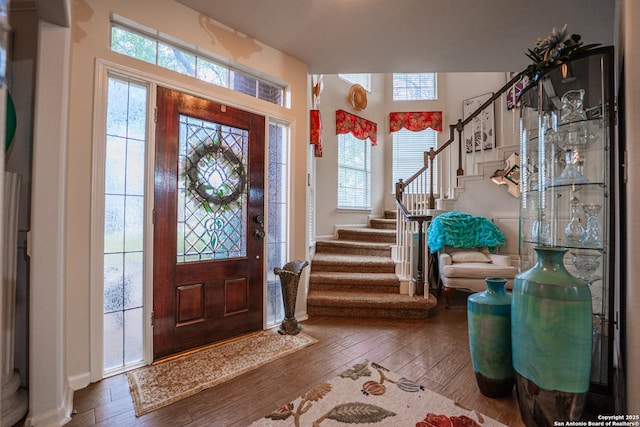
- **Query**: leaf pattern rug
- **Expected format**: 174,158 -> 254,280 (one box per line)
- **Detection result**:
127,329 -> 317,416
250,360 -> 508,427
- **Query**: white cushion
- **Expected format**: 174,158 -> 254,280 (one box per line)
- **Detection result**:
441,262 -> 517,279
450,251 -> 492,263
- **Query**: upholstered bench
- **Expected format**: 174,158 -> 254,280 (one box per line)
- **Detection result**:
437,246 -> 517,307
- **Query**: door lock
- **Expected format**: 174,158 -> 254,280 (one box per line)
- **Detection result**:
253,215 -> 264,225
253,229 -> 265,240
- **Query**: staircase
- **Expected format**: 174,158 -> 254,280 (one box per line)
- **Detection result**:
307,210 -> 437,319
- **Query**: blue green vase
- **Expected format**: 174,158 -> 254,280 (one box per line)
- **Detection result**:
467,277 -> 513,397
512,247 -> 592,425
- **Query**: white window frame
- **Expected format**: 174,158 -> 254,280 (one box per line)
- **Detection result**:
337,133 -> 371,210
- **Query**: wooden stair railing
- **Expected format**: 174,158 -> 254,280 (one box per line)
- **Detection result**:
395,71 -> 525,295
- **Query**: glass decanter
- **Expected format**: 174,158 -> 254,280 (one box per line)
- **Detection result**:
571,251 -> 601,286
565,196 -> 585,246
552,89 -> 590,186
582,203 -> 602,248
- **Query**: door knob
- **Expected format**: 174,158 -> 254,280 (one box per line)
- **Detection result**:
254,215 -> 264,225
253,229 -> 265,240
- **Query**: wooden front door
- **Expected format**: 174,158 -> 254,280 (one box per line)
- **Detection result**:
153,87 -> 265,360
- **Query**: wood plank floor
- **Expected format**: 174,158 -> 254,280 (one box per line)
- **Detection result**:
65,296 -> 526,426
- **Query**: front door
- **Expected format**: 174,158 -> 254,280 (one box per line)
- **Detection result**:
153,87 -> 265,360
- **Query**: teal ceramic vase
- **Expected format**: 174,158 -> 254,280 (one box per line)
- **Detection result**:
512,247 -> 592,425
467,277 -> 514,397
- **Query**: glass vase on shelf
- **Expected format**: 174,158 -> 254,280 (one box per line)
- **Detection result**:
565,196 -> 585,246
552,89 -> 590,186
532,213 -> 551,245
582,203 -> 602,248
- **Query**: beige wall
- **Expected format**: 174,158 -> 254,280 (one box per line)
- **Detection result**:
65,0 -> 309,383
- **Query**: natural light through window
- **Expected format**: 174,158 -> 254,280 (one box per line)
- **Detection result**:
338,133 -> 371,209
392,128 -> 438,192
338,73 -> 371,92
393,73 -> 437,101
110,21 -> 284,106
103,76 -> 147,373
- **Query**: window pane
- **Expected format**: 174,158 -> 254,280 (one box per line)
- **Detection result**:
110,20 -> 285,106
392,128 -> 438,191
196,57 -> 228,86
339,73 -> 371,92
266,122 -> 288,326
158,43 -> 196,76
393,73 -> 437,101
111,26 -> 156,64
338,133 -> 371,209
103,76 -> 148,373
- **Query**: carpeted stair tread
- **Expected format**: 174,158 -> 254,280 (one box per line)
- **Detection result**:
311,253 -> 395,273
307,290 -> 437,319
309,272 -> 400,293
336,227 -> 396,243
315,239 -> 392,256
369,218 -> 397,230
309,271 -> 399,284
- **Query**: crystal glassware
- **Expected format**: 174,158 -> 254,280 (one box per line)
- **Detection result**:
532,213 -> 552,245
552,89 -> 590,186
582,203 -> 602,248
571,251 -> 601,286
565,196 -> 585,246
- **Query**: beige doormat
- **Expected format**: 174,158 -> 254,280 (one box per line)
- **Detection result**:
250,360 -> 508,426
127,329 -> 317,416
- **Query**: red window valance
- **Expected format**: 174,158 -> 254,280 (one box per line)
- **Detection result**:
389,111 -> 443,133
335,109 -> 377,145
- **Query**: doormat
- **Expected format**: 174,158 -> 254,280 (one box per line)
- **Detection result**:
127,329 -> 318,416
250,360 -> 508,426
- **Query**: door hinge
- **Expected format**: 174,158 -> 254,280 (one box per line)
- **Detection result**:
623,150 -> 628,184
151,311 -> 155,328
152,209 -> 155,224
154,106 -> 158,123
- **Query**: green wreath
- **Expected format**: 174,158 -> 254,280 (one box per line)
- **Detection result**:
185,141 -> 246,206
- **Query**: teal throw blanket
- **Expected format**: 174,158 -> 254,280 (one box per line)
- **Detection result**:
427,211 -> 505,253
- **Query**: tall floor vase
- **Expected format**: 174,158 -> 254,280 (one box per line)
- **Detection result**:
512,247 -> 592,426
467,277 -> 513,397
274,260 -> 308,335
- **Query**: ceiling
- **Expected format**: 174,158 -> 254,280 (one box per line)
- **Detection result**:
176,0 -> 615,74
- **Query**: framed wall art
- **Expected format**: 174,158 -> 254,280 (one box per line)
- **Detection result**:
506,72 -> 526,110
463,92 -> 495,153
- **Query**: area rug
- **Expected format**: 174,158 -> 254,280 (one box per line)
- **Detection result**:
127,329 -> 317,416
250,360 -> 507,427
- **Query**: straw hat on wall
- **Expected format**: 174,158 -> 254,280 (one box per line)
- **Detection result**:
348,84 -> 367,111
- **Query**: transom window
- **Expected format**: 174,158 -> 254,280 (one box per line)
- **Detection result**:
392,128 -> 438,191
110,18 -> 285,106
393,73 -> 437,101
338,133 -> 371,209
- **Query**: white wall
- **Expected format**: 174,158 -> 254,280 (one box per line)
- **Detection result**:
313,74 -> 387,238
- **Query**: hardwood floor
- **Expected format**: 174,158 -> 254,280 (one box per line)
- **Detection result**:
65,296 -> 525,426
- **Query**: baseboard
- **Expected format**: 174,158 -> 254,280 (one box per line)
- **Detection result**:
23,383 -> 73,427
68,371 -> 91,391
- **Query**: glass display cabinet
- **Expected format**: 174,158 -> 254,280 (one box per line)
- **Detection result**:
518,46 -> 615,395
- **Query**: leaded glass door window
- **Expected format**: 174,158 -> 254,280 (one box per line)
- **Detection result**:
153,87 -> 265,360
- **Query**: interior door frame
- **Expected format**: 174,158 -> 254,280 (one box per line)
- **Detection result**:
90,59 -> 296,380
